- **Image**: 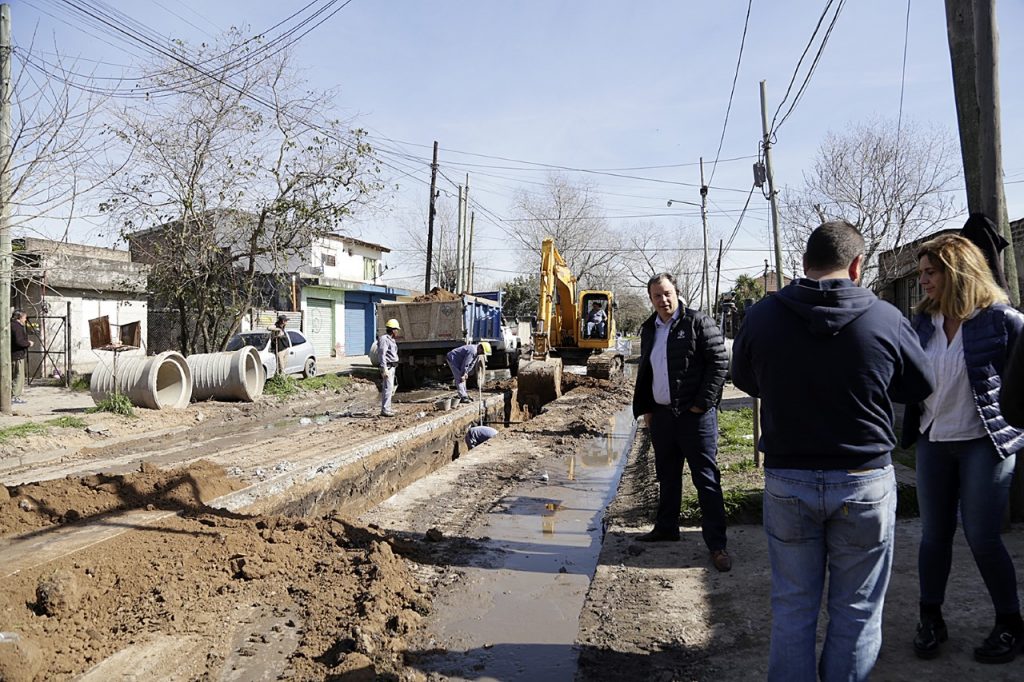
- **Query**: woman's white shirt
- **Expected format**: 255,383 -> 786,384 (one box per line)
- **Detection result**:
920,311 -> 987,442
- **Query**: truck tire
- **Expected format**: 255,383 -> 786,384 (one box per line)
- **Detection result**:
396,364 -> 422,390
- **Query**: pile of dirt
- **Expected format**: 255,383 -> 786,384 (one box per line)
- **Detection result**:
411,287 -> 459,302
0,460 -> 244,539
0,510 -> 428,681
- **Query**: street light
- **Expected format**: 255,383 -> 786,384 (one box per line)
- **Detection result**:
666,199 -> 701,208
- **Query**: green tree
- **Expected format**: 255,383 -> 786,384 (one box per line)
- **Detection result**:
731,274 -> 764,307
499,274 -> 540,321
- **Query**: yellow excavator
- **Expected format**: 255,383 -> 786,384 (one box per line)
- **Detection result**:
518,238 -> 624,410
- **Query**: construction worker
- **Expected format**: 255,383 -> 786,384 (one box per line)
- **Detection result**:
446,341 -> 490,404
465,425 -> 498,449
270,314 -> 289,377
378,318 -> 401,417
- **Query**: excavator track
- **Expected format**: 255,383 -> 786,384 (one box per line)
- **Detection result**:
586,353 -> 623,380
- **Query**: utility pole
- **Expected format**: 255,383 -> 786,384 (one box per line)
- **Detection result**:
759,80 -> 785,293
699,158 -> 710,314
974,0 -> 1018,303
424,140 -> 438,293
713,239 -> 723,320
462,174 -> 470,291
945,0 -> 1019,304
0,5 -> 11,415
455,185 -> 464,293
467,211 -> 475,292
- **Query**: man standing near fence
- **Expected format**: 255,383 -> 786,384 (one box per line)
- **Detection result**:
11,311 -> 33,404
731,220 -> 934,681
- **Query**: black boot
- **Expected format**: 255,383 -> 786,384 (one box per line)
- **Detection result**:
913,616 -> 948,659
974,615 -> 1024,664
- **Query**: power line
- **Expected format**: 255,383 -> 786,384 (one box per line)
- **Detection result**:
769,0 -> 848,137
708,0 -> 753,186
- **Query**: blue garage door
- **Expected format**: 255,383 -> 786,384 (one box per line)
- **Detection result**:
344,302 -> 367,356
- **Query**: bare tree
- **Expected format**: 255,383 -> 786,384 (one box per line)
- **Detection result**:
507,173 -> 622,287
6,40 -> 109,241
781,118 -> 962,288
101,31 -> 381,353
619,221 -> 706,306
396,198 -> 459,292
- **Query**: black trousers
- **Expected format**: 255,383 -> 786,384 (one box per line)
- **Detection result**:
649,405 -> 728,551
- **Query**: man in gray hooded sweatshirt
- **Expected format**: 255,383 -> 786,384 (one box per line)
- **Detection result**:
731,220 -> 934,682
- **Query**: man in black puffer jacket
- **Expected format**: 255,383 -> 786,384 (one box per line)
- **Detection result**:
632,273 -> 731,572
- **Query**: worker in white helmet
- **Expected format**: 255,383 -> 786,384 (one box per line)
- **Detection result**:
378,318 -> 401,417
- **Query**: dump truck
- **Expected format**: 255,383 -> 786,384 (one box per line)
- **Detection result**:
375,289 -> 520,389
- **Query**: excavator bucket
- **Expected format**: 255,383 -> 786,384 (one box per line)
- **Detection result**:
517,357 -> 562,413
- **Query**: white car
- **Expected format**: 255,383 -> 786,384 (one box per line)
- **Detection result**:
227,330 -> 317,379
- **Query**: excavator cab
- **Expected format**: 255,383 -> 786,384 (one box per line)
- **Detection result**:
579,292 -> 614,345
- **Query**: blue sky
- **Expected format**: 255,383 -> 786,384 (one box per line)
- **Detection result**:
12,0 -> 1024,291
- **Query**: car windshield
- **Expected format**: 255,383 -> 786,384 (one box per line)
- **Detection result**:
226,332 -> 269,351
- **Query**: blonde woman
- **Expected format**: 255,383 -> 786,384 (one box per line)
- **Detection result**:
903,234 -> 1024,663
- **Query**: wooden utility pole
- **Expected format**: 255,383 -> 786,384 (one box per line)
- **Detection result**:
0,5 -> 11,415
759,80 -> 785,293
467,211 -> 475,292
455,185 -> 464,293
945,0 -> 1019,304
462,174 -> 470,291
424,140 -> 438,293
699,158 -> 710,315
713,239 -> 723,320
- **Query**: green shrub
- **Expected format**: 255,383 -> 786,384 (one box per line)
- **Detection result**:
88,393 -> 135,416
70,374 -> 91,392
0,422 -> 49,444
299,373 -> 351,392
263,374 -> 299,397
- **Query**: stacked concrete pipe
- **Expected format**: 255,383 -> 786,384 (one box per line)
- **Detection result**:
187,346 -> 265,402
90,351 -> 192,410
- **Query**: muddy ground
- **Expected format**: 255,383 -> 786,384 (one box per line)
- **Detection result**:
578,415 -> 1024,682
6,371 -> 1013,682
0,372 -> 631,681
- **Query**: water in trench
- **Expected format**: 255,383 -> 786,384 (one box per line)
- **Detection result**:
417,403 -> 637,681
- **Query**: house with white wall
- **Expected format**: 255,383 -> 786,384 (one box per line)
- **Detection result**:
294,234 -> 408,358
12,238 -> 149,378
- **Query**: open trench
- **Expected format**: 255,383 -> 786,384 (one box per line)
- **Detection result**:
0,372 -> 636,681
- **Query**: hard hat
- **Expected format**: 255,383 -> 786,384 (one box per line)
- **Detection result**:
480,341 -> 492,355
385,318 -> 401,330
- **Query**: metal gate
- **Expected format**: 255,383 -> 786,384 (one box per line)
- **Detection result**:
305,298 -> 335,358
28,302 -> 72,387
344,302 -> 367,356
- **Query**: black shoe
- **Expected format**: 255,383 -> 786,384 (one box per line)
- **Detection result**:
459,397 -> 472,404
913,618 -> 948,659
635,529 -> 680,542
974,623 -> 1024,664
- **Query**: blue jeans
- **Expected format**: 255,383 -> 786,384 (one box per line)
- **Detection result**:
764,466 -> 896,682
917,435 -> 1019,614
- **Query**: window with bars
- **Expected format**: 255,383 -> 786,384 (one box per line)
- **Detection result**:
363,257 -> 377,281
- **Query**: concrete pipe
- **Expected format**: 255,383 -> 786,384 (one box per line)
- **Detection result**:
90,351 -> 192,410
187,346 -> 265,402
